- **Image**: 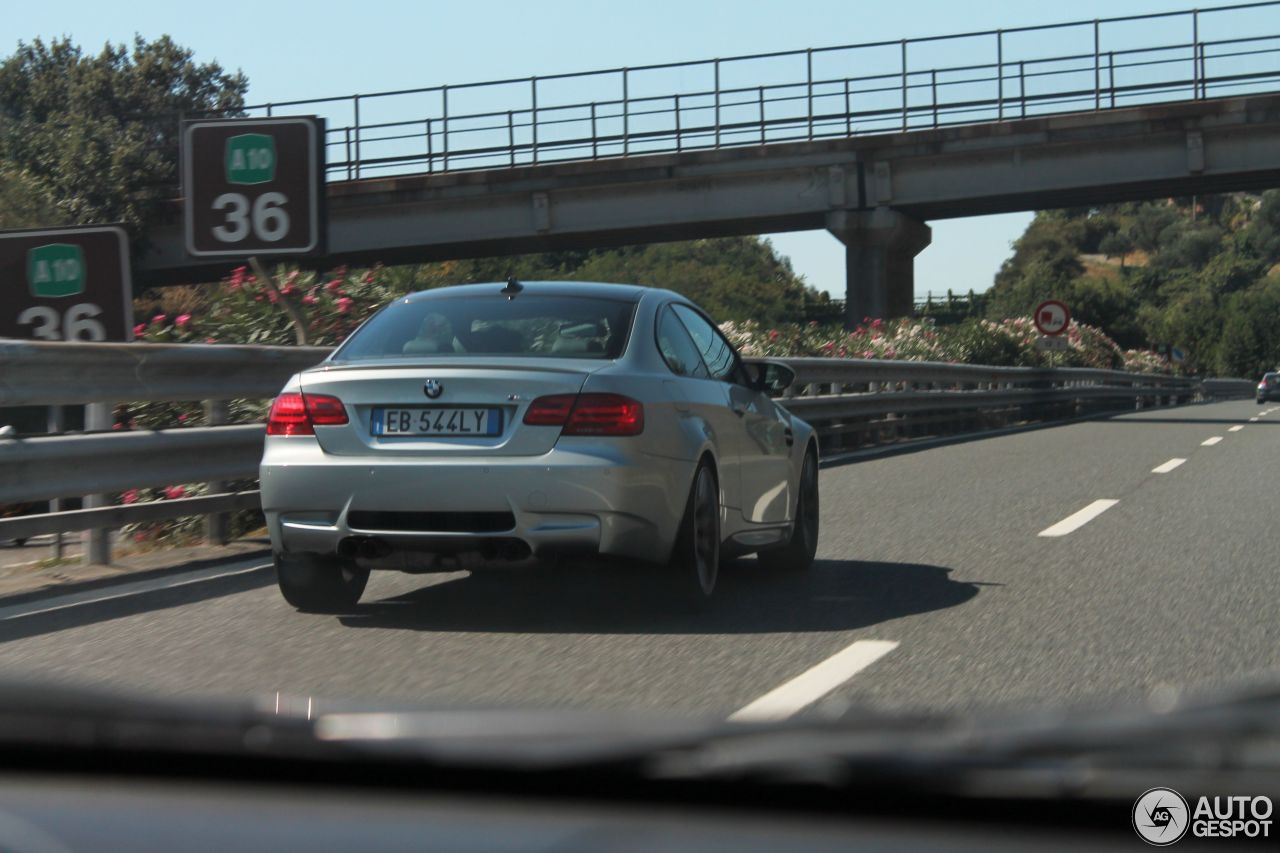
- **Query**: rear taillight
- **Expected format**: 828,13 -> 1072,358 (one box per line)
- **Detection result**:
523,393 -> 644,436
267,392 -> 349,436
522,394 -> 577,426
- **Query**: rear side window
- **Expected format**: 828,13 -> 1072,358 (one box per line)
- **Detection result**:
656,307 -> 708,378
670,304 -> 744,383
332,294 -> 637,361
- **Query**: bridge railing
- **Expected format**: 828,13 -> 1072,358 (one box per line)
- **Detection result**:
188,2 -> 1280,182
0,341 -> 1238,557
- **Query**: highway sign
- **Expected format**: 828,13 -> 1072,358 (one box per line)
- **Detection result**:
183,116 -> 325,258
0,225 -> 132,341
1033,299 -> 1070,336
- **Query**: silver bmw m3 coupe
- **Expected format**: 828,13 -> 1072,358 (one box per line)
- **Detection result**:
260,281 -> 819,611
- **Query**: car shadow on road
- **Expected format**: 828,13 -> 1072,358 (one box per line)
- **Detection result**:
337,558 -> 981,635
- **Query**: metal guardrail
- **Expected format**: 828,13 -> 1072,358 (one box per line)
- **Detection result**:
0,340 -> 330,407
1200,377 -> 1258,397
0,341 -> 1240,553
186,2 -> 1280,181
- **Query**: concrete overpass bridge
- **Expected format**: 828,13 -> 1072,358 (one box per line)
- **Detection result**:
137,2 -> 1280,324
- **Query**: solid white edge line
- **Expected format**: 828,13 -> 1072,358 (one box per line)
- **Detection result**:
728,640 -> 899,722
1201,436 -> 1223,446
0,562 -> 272,622
1037,499 -> 1119,538
1249,418 -> 1259,422
1229,425 -> 1244,432
1151,458 -> 1186,474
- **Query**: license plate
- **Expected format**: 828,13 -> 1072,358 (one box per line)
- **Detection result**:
372,407 -> 502,437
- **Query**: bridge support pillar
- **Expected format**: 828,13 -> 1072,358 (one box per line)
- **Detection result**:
827,208 -> 931,328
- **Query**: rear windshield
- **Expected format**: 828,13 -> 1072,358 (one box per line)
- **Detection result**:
332,293 -> 637,361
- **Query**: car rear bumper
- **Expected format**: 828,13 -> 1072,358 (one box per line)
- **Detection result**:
259,438 -> 690,565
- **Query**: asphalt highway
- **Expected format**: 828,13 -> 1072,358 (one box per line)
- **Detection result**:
0,399 -> 1275,721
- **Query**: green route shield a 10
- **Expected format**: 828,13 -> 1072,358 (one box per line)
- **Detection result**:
225,133 -> 276,185
27,243 -> 85,298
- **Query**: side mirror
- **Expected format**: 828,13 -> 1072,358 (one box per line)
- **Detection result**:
747,361 -> 796,394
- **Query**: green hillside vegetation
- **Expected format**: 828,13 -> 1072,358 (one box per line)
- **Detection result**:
983,192 -> 1280,377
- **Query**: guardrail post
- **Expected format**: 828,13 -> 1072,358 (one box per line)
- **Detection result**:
353,95 -> 361,180
674,94 -> 682,151
507,111 -> 515,167
204,400 -> 230,546
996,30 -> 1003,121
530,76 -> 539,165
47,405 -> 64,560
590,102 -> 598,159
714,58 -> 721,148
806,48 -> 814,140
1092,19 -> 1101,110
1019,62 -> 1026,118
758,86 -> 766,143
441,86 -> 449,171
1192,8 -> 1201,99
622,68 -> 630,156
426,118 -> 433,173
83,402 -> 112,565
900,39 -> 909,131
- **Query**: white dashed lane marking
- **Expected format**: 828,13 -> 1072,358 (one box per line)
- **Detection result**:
1038,499 -> 1120,538
1202,436 -> 1223,446
728,640 -> 899,722
1152,458 -> 1186,474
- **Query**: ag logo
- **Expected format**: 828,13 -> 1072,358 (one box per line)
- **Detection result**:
1133,787 -> 1190,845
423,379 -> 444,399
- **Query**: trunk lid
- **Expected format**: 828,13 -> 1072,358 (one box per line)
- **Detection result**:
298,358 -> 603,457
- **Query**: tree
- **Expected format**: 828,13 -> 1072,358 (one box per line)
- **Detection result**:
0,164 -> 68,228
1098,231 -> 1133,268
0,36 -> 247,233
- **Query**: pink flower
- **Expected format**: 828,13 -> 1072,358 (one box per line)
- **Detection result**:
302,294 -> 317,305
205,337 -> 217,344
768,329 -> 779,341
281,284 -> 296,296
334,265 -> 348,277
133,323 -> 146,337
325,279 -> 342,292
122,489 -> 139,504
175,314 -> 191,328
266,290 -> 278,304
163,485 -> 186,500
337,297 -> 354,314
151,313 -> 166,325
177,413 -> 188,423
134,531 -> 147,543
112,422 -> 123,430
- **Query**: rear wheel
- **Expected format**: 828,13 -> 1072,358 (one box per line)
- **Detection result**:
276,553 -> 369,613
758,449 -> 819,572
669,461 -> 720,599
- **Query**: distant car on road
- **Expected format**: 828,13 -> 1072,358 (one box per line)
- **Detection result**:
1257,372 -> 1280,404
260,282 -> 819,612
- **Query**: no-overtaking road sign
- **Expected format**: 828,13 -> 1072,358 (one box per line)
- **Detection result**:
182,116 -> 326,258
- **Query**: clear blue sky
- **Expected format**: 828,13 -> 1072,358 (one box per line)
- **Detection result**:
6,0 -> 1270,296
